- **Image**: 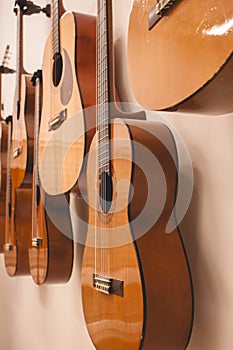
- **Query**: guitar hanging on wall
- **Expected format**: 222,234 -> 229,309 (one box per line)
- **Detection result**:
38,0 -> 97,196
0,45 -> 15,253
4,0 -> 40,277
81,1 -> 193,349
29,70 -> 73,285
128,0 -> 233,114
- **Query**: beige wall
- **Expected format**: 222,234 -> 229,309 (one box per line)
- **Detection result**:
0,0 -> 233,349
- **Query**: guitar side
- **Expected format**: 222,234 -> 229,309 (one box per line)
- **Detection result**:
128,119 -> 193,349
0,122 -> 8,252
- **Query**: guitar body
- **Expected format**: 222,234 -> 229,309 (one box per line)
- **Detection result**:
128,0 -> 233,114
39,11 -> 91,195
29,191 -> 74,284
11,74 -> 34,188
4,188 -> 32,276
29,68 -> 74,284
0,122 -> 8,252
5,74 -> 34,276
82,118 -> 193,349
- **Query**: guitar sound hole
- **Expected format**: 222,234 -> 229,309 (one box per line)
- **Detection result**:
52,52 -> 63,87
99,172 -> 113,214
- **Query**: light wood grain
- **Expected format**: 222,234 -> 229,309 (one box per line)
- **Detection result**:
128,0 -> 233,113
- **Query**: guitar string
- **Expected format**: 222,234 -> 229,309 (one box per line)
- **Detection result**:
97,0 -> 111,279
98,0 -> 105,278
32,76 -> 41,241
5,120 -> 12,246
15,6 -> 20,155
51,0 -> 58,188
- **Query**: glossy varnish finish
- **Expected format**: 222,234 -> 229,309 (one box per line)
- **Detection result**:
82,120 -> 144,350
29,71 -> 73,284
4,188 -> 32,276
29,192 -> 74,284
82,119 -> 193,349
128,119 -> 193,349
128,0 -> 233,114
11,75 -> 35,188
5,5 -> 34,276
39,11 -> 86,195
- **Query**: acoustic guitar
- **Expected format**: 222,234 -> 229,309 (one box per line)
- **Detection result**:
4,1 -> 37,276
81,1 -> 193,349
0,45 -> 15,253
38,0 -> 97,195
11,1 -> 35,189
128,0 -> 233,114
29,70 -> 73,285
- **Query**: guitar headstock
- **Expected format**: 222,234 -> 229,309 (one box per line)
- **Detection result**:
0,45 -> 15,74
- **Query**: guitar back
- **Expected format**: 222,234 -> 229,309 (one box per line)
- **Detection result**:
128,0 -> 233,114
82,118 -> 193,349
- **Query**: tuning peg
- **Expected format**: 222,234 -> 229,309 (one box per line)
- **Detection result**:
5,115 -> 12,125
0,45 -> 15,73
0,67 -> 16,74
41,4 -> 51,18
14,0 -> 41,16
31,69 -> 42,86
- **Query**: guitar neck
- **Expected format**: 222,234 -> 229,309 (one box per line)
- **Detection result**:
6,118 -> 12,219
51,0 -> 65,56
97,0 -> 115,176
33,71 -> 42,191
15,5 -> 24,103
32,70 -> 42,241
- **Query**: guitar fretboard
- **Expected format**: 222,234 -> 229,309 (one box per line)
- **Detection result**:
51,0 -> 60,56
34,73 -> 42,190
15,6 -> 23,104
97,0 -> 112,176
6,119 -> 12,213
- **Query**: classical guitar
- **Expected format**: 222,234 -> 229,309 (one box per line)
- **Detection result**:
0,45 -> 15,253
81,1 -> 193,349
11,1 -> 35,189
38,0 -> 97,195
29,70 -> 73,285
4,1 -> 39,276
128,0 -> 233,114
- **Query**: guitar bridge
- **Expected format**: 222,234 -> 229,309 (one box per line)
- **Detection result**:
12,146 -> 22,158
32,237 -> 43,248
48,109 -> 67,131
148,0 -> 178,30
93,274 -> 123,297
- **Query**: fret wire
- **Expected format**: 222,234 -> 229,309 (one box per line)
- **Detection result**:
16,7 -> 21,103
97,0 -> 110,173
52,0 -> 59,55
34,78 -> 41,186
